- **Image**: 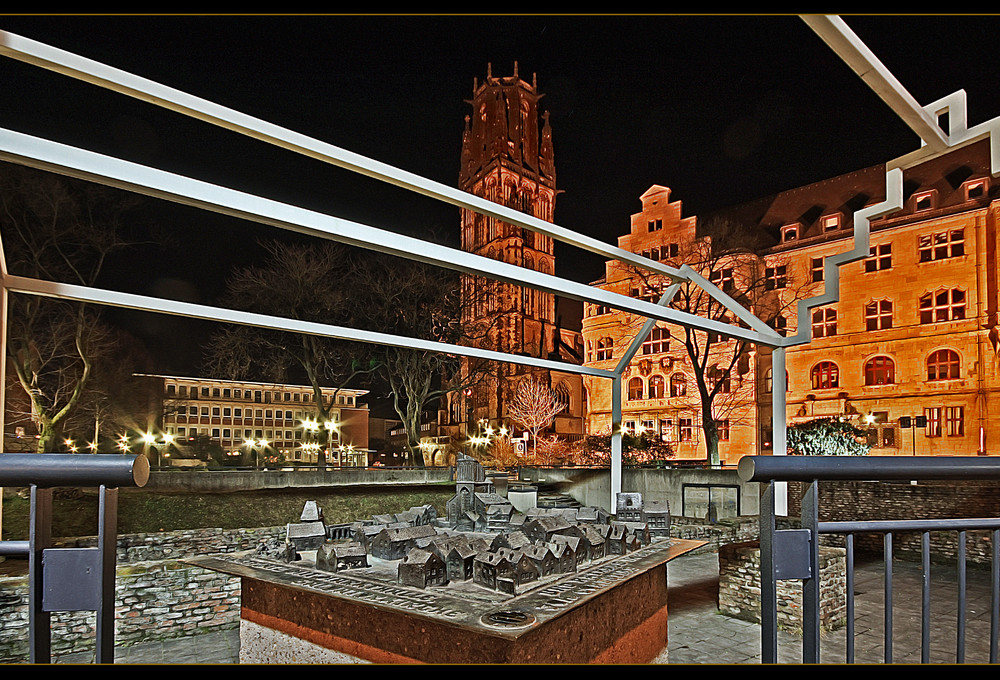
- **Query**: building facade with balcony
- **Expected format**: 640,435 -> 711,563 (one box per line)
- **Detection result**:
583,138 -> 1000,463
139,374 -> 369,466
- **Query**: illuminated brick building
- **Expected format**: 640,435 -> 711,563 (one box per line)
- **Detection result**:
583,138 -> 1000,462
444,64 -> 585,440
141,375 -> 369,466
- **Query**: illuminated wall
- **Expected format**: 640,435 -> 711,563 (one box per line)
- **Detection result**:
585,139 -> 1000,461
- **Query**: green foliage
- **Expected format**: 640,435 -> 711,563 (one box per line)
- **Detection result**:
576,432 -> 674,466
786,418 -> 871,456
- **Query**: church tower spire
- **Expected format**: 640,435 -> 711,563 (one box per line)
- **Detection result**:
456,64 -> 559,426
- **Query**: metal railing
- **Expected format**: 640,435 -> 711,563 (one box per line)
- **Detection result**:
738,455 -> 1000,664
0,453 -> 149,663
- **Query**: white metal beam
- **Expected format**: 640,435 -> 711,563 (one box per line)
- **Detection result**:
0,127 -> 785,348
801,15 -> 949,153
3,274 -> 619,380
0,30 -> 688,285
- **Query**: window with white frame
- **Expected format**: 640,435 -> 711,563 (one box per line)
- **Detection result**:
765,265 -> 787,291
918,229 -> 964,262
811,307 -> 837,338
865,299 -> 893,331
865,243 -> 892,272
920,289 -> 966,324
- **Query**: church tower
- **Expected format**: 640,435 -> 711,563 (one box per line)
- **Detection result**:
456,63 -> 560,428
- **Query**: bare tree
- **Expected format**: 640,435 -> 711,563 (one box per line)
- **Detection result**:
0,164 -> 137,452
507,377 -> 565,463
203,239 -> 378,466
352,254 -> 498,466
625,217 -> 798,466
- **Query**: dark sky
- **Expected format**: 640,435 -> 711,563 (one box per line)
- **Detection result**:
1,14 -> 997,374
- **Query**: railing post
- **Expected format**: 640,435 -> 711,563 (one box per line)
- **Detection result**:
96,484 -> 118,663
28,485 -> 52,663
801,479 -> 820,663
760,479 -> 778,663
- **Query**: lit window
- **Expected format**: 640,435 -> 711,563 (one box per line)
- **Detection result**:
642,327 -> 670,355
765,265 -> 787,291
627,377 -> 644,401
670,373 -> 687,397
596,337 -> 613,361
679,418 -> 695,441
822,214 -> 840,231
864,356 -> 895,386
927,349 -> 960,381
918,229 -> 964,262
965,179 -> 987,200
811,361 -> 839,390
946,406 -> 964,436
924,407 -> 942,437
913,191 -> 934,211
865,299 -> 893,331
865,243 -> 892,272
649,375 -> 666,399
919,289 -> 966,324
811,307 -> 837,338
763,368 -> 789,393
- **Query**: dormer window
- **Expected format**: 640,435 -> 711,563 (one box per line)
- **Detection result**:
913,191 -> 935,212
821,214 -> 840,231
781,225 -> 799,242
965,178 -> 988,200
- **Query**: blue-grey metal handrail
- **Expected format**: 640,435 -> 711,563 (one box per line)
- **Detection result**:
0,453 -> 148,664
739,455 -> 1000,664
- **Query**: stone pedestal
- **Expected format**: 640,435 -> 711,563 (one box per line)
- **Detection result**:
718,541 -> 847,633
190,538 -> 703,664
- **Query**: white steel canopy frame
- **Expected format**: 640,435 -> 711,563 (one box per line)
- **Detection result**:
0,16 -> 998,513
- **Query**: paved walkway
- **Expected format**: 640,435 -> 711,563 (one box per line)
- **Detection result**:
49,549 -> 996,665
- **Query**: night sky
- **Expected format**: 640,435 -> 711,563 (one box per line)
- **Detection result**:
1,14 -> 998,376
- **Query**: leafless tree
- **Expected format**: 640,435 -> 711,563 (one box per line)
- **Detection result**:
352,254 -> 500,466
202,239 -> 378,466
0,164 -> 138,452
625,217 -> 800,466
507,377 -> 565,462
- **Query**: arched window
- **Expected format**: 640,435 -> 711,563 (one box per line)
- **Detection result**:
763,368 -> 789,393
927,349 -> 961,380
864,356 -> 895,385
811,361 -> 839,390
670,373 -> 687,397
627,377 -> 644,401
596,338 -> 613,361
649,375 -> 666,399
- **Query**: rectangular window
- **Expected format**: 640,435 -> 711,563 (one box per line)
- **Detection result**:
865,243 -> 892,272
811,307 -> 837,338
223,388 -> 231,398
715,419 -> 730,441
920,289 -> 966,324
710,268 -> 734,293
811,257 -> 823,283
223,407 -> 231,417
765,265 -> 787,291
865,299 -> 893,331
679,418 -> 695,442
641,327 -> 670,355
924,407 -> 942,437
946,406 -> 964,437
919,229 -> 965,262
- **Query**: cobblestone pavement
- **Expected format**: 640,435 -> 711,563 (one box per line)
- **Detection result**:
48,549 -> 997,665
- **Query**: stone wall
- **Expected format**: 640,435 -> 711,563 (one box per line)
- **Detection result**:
718,541 -> 847,634
0,526 -> 284,662
784,479 -> 1000,565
